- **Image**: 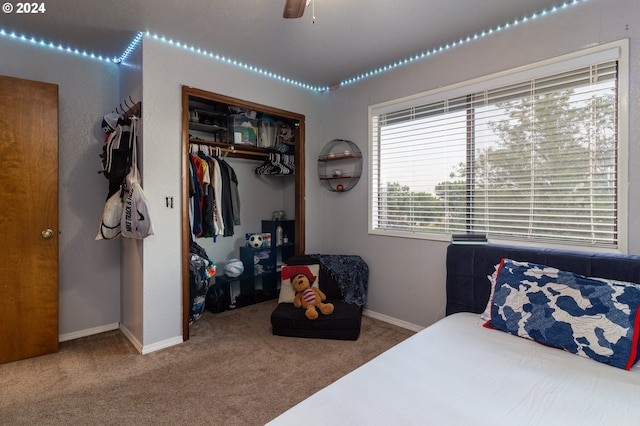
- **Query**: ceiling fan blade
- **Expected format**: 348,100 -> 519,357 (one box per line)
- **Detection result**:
283,0 -> 307,19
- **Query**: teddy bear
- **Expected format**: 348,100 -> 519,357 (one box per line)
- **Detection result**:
284,265 -> 334,320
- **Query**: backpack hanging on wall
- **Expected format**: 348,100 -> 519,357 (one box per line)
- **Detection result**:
100,120 -> 132,198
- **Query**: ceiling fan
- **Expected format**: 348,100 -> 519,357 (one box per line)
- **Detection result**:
283,0 -> 311,19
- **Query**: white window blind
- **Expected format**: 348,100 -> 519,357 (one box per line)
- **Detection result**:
370,45 -> 624,248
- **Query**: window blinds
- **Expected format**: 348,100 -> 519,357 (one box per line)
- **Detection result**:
370,53 -> 620,248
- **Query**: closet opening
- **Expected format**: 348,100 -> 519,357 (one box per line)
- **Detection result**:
181,86 -> 306,340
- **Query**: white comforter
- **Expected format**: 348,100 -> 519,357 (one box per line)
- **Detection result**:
267,312 -> 640,426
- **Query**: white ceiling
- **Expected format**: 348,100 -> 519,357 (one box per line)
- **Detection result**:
2,0 -> 568,87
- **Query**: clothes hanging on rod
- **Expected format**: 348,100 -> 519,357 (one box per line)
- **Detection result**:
189,144 -> 241,240
216,156 -> 238,237
189,154 -> 204,238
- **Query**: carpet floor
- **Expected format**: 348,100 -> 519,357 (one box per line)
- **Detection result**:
0,300 -> 415,425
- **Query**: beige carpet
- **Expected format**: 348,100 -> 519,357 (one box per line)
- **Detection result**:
0,300 -> 415,425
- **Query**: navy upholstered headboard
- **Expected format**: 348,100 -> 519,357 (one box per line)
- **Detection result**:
445,243 -> 640,316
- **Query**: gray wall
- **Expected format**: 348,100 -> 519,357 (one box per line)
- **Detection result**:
315,0 -> 640,328
0,40 -> 121,338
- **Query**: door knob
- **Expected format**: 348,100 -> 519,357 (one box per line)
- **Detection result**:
41,229 -> 54,239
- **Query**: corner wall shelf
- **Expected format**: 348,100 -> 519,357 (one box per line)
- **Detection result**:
317,139 -> 362,192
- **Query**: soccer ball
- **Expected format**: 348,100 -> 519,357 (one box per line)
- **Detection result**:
248,234 -> 263,248
224,259 -> 244,278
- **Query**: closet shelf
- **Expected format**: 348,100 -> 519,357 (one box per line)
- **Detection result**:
193,108 -> 226,117
189,122 -> 226,133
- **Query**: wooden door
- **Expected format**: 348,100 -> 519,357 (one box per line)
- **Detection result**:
0,75 -> 59,364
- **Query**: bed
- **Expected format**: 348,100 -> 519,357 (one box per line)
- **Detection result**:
266,244 -> 640,425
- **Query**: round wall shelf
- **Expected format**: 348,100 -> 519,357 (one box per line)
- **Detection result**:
317,139 -> 362,192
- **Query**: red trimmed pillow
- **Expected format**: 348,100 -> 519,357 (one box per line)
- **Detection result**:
486,259 -> 640,370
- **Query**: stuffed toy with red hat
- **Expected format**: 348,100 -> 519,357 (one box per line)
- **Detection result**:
282,265 -> 334,320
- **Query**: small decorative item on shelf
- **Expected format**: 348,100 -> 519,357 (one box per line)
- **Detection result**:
276,224 -> 284,246
317,139 -> 362,192
272,210 -> 286,220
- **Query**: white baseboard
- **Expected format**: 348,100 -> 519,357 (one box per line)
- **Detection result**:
67,322 -> 182,355
119,323 -> 143,353
59,313 -> 415,352
363,309 -> 425,333
119,323 -> 183,354
58,322 -> 120,342
140,336 -> 184,355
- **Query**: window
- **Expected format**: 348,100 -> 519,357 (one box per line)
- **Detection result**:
369,41 -> 628,250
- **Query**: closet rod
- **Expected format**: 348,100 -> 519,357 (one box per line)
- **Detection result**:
189,142 -> 268,159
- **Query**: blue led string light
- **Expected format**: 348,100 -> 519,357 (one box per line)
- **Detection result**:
338,0 -> 589,87
0,28 -> 118,63
0,0 -> 588,90
118,31 -> 144,64
143,32 -> 329,93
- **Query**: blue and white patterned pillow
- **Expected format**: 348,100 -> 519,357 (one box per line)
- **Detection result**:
486,258 -> 640,370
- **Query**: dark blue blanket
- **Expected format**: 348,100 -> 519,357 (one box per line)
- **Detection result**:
310,254 -> 368,306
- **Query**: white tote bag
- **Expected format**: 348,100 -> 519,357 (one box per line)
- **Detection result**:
95,187 -> 124,240
121,117 -> 155,239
